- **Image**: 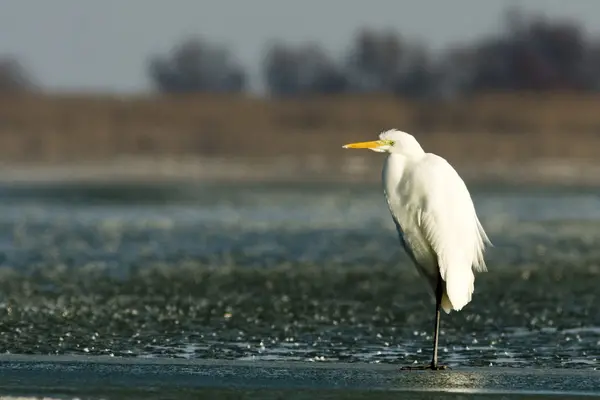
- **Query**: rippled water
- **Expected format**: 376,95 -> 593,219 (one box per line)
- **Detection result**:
0,182 -> 598,370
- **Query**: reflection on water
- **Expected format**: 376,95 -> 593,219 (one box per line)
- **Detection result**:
0,182 -> 597,369
1,356 -> 598,399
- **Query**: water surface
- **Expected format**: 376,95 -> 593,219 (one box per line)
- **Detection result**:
0,182 -> 597,370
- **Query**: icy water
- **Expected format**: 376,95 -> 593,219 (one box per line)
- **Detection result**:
0,181 -> 598,371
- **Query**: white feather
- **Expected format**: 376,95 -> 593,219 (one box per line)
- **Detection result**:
379,130 -> 491,314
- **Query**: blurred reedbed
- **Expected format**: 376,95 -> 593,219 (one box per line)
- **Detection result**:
0,93 -> 600,184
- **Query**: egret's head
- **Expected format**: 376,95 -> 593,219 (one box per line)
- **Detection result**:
342,129 -> 425,157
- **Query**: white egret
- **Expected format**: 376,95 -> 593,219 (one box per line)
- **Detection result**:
343,129 -> 491,370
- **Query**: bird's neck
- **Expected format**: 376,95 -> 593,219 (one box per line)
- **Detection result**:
382,153 -> 410,194
386,152 -> 414,170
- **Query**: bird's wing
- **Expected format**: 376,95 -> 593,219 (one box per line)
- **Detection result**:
413,155 -> 490,310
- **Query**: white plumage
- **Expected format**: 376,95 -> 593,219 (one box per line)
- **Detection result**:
343,129 -> 491,370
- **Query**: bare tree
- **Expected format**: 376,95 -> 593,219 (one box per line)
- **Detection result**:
341,28 -> 439,98
446,8 -> 590,93
184,7 -> 600,98
148,37 -> 246,93
0,57 -> 36,93
263,42 -> 348,96
345,28 -> 406,92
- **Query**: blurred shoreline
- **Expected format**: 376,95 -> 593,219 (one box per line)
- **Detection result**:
2,93 -> 600,187
1,156 -> 600,187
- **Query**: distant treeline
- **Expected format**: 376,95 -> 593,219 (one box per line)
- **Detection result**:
2,8 -> 600,98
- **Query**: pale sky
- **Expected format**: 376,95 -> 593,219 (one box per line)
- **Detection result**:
1,0 -> 600,93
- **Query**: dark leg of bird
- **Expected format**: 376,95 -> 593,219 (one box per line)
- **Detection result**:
400,273 -> 448,371
429,273 -> 447,370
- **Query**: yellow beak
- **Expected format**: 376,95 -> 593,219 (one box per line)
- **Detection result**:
342,140 -> 381,149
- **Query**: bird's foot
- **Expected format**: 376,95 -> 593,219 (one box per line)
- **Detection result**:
400,364 -> 449,371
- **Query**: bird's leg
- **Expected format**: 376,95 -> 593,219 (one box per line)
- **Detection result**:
429,273 -> 447,370
400,273 -> 449,371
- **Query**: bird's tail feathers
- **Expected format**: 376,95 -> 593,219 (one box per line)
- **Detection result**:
441,265 -> 475,313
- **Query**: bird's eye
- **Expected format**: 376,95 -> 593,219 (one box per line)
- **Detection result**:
388,140 -> 395,146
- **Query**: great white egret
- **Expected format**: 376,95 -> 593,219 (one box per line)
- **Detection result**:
343,129 -> 491,370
